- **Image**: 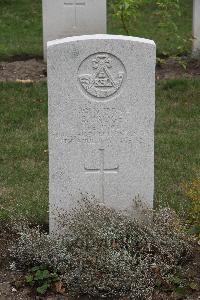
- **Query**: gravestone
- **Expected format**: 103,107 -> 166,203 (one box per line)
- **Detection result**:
193,0 -> 200,57
42,0 -> 107,60
47,34 -> 156,233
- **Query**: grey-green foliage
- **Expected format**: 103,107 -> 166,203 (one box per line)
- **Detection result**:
10,198 -> 191,299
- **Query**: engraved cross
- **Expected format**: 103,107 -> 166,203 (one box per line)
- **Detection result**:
84,149 -> 119,202
64,0 -> 86,28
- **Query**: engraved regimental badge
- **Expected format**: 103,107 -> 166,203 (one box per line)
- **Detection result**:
78,53 -> 126,100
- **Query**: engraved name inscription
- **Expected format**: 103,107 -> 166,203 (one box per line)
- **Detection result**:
64,105 -> 146,145
78,53 -> 126,100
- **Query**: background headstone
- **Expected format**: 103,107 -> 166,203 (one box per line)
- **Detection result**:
47,35 -> 156,233
193,0 -> 200,57
42,0 -> 107,60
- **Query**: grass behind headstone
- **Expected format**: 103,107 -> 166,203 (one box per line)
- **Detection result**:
0,0 -> 192,59
0,0 -> 42,60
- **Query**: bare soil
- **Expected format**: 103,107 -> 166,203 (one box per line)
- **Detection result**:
0,58 -> 46,82
0,222 -> 199,300
0,57 -> 200,82
156,58 -> 200,80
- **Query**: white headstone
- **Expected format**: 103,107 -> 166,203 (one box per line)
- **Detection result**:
193,0 -> 200,57
47,35 -> 156,233
42,0 -> 107,60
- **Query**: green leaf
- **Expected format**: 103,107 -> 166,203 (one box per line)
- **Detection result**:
175,286 -> 185,295
31,266 -> 40,272
155,279 -> 162,288
35,270 -> 47,281
189,282 -> 198,290
36,282 -> 50,295
42,269 -> 50,279
171,276 -> 182,285
188,225 -> 200,235
40,269 -> 50,280
25,274 -> 34,284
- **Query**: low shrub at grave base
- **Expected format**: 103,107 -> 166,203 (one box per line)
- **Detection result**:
10,199 -> 192,299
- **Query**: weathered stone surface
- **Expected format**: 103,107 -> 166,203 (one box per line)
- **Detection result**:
193,0 -> 200,57
47,35 -> 156,233
42,0 -> 106,60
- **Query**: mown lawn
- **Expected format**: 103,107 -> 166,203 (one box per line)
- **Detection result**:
0,82 -> 48,223
0,0 -> 192,60
0,79 -> 199,223
155,79 -> 200,213
0,0 -> 42,60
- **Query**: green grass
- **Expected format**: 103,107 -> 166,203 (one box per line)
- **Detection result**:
0,0 -> 192,60
0,0 -> 42,60
0,82 -> 48,223
155,79 -> 200,212
0,79 -> 199,223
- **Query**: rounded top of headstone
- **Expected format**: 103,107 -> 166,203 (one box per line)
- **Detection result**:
47,34 -> 156,48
